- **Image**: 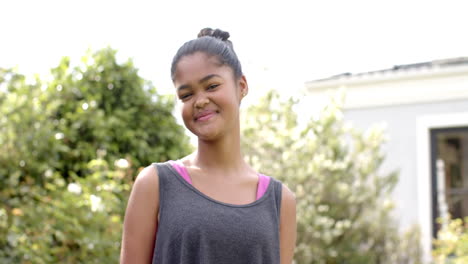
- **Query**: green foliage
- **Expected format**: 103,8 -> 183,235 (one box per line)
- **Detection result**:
433,217 -> 468,264
1,48 -> 426,262
241,91 -> 421,263
44,48 -> 191,178
0,48 -> 190,184
0,158 -> 132,263
0,48 -> 191,262
0,68 -> 60,188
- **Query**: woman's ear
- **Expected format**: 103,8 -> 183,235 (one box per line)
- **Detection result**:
238,75 -> 248,100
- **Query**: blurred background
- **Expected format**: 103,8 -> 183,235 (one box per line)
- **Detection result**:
1,0 -> 467,263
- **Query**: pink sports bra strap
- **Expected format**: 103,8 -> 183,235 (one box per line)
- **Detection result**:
169,161 -> 270,200
256,173 -> 270,200
168,160 -> 193,184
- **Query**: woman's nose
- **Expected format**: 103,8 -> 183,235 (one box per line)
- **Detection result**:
194,93 -> 210,109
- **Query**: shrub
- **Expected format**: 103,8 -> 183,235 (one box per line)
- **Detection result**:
241,91 -> 421,263
0,158 -> 133,263
433,217 -> 468,264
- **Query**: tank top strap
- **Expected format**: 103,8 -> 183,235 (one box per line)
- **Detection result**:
271,178 -> 283,218
152,162 -> 172,205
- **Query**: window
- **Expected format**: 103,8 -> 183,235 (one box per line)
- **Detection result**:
430,127 -> 468,237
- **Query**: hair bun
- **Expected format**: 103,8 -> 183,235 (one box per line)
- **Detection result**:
198,27 -> 230,41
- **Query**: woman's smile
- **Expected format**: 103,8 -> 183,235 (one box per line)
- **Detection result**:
195,110 -> 218,122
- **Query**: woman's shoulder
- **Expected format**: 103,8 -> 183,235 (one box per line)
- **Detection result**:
261,174 -> 295,201
280,183 -> 296,204
128,164 -> 162,205
135,164 -> 159,186
124,164 -> 161,226
121,164 -> 160,263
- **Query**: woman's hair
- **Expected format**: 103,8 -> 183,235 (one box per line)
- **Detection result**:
171,28 -> 243,80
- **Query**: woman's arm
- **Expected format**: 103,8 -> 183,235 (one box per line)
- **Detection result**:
280,184 -> 297,264
120,165 -> 160,264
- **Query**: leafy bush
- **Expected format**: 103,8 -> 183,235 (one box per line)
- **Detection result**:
433,217 -> 468,264
0,48 -> 191,185
0,48 -> 191,262
1,49 -> 425,262
0,158 -> 132,263
241,91 -> 421,263
44,49 -> 190,177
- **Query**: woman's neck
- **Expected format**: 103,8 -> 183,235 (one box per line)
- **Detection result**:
191,129 -> 247,174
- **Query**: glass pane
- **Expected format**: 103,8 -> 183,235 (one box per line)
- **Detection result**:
436,130 -> 468,220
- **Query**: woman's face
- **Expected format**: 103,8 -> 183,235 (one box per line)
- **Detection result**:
173,52 -> 248,141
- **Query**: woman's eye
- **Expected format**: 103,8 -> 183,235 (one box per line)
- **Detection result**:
179,93 -> 192,100
207,84 -> 219,90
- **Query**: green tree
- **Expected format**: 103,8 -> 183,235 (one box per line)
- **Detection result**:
0,48 -> 191,262
45,48 -> 191,178
241,91 -> 421,263
0,68 -> 61,187
0,48 -> 190,184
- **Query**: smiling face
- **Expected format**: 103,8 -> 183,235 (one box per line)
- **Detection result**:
173,52 -> 248,141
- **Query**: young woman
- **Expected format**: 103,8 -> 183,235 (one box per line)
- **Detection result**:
120,28 -> 297,264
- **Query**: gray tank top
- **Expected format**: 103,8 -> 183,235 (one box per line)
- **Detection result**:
151,162 -> 282,264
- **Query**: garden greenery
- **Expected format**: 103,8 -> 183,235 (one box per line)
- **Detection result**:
0,49 -> 433,263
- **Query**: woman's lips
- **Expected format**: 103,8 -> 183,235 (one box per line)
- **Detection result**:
195,111 -> 216,121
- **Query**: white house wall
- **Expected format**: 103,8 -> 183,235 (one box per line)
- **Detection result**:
304,61 -> 468,263
344,99 -> 468,227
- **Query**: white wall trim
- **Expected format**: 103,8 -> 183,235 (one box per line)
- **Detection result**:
306,64 -> 468,90
304,64 -> 468,110
416,111 -> 468,263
